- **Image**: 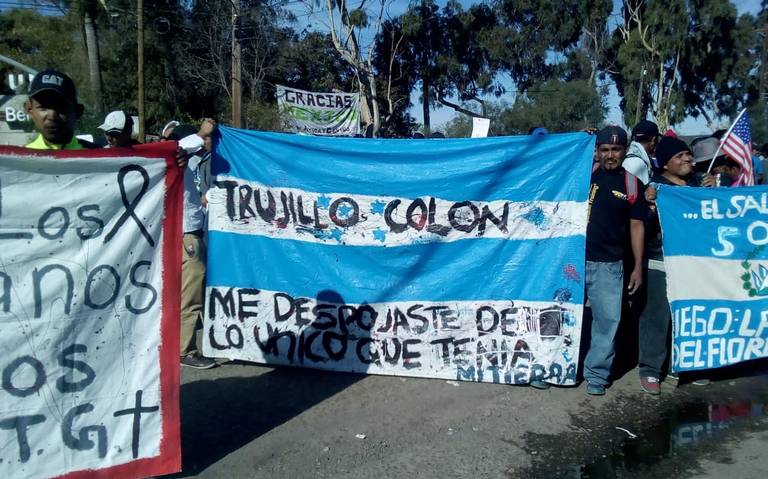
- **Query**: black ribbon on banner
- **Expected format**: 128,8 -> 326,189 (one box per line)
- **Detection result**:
104,164 -> 155,247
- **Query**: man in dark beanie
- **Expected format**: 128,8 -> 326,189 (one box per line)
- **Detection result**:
639,137 -> 714,394
583,126 -> 648,396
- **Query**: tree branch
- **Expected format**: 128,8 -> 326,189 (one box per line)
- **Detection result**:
437,93 -> 486,118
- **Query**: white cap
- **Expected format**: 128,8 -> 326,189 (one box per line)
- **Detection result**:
98,110 -> 132,134
161,120 -> 180,138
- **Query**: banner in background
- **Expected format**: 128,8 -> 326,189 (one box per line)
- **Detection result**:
0,144 -> 183,479
658,186 -> 768,372
277,85 -> 359,136
204,128 -> 594,386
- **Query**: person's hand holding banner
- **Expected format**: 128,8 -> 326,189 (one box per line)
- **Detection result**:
0,143 -> 183,479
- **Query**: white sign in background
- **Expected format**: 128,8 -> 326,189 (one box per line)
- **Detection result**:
0,153 -> 172,478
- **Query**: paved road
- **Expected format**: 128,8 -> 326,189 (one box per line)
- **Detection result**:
171,360 -> 768,478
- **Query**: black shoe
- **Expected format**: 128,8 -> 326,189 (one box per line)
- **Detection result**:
530,379 -> 551,390
181,354 -> 217,369
586,382 -> 606,396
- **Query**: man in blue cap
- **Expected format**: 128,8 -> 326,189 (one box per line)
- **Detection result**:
583,125 -> 648,395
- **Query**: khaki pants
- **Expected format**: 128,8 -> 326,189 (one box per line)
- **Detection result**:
180,233 -> 206,356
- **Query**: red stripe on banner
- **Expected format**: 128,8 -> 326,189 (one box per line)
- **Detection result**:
0,141 -> 180,159
46,142 -> 184,479
154,146 -> 184,476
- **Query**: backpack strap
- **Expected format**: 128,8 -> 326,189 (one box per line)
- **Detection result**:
624,170 -> 638,206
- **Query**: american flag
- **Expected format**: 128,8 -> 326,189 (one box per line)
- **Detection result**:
720,110 -> 753,186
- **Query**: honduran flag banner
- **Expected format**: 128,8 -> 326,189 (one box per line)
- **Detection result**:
657,185 -> 768,373
0,144 -> 183,479
203,127 -> 594,386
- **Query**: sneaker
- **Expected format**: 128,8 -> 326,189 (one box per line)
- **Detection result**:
640,376 -> 661,395
530,379 -> 551,390
586,382 -> 606,396
181,354 -> 217,369
692,378 -> 711,386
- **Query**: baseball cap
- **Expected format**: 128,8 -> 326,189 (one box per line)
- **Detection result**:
28,69 -> 79,105
691,137 -> 720,164
631,120 -> 660,141
161,120 -> 180,138
596,125 -> 628,146
98,110 -> 134,135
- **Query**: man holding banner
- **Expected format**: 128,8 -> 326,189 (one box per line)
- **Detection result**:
640,137 -> 715,394
583,126 -> 647,396
652,131 -> 768,386
0,141 -> 184,478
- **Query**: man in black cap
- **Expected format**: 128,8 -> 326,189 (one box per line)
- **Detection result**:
623,120 -> 659,185
583,125 -> 647,396
639,137 -> 714,394
24,69 -> 93,150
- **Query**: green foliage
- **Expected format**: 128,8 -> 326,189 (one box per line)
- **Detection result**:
500,80 -> 607,134
276,32 -> 356,93
443,80 -> 606,138
373,16 -> 418,136
443,114 -> 472,138
443,102 -> 510,138
750,102 -> 768,145
244,100 -> 281,131
0,9 -> 85,94
605,0 -> 759,128
347,9 -> 368,28
485,0 -> 596,89
1,0 -> 760,139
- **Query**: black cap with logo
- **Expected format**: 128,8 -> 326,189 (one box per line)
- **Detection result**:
595,125 -> 628,146
27,69 -> 79,106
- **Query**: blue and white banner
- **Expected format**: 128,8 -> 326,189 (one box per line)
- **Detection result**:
203,127 -> 594,385
658,186 -> 768,372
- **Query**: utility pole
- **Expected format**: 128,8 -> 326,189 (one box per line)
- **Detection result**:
231,1 -> 242,128
137,0 -> 145,142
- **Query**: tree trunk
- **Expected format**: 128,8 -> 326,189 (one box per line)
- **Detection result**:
634,67 -> 645,125
83,11 -> 103,116
365,67 -> 381,136
357,78 -> 372,126
654,60 -> 668,131
422,77 -> 430,135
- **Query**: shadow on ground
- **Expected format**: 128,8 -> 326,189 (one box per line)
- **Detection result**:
169,365 -> 363,477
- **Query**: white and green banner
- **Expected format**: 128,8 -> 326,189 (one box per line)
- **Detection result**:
277,85 -> 359,136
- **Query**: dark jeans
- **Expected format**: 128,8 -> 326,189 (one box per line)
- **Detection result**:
638,265 -> 670,379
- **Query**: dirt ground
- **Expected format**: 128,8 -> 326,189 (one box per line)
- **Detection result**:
169,357 -> 768,479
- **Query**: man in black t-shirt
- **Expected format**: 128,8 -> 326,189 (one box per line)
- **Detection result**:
583,126 -> 647,396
